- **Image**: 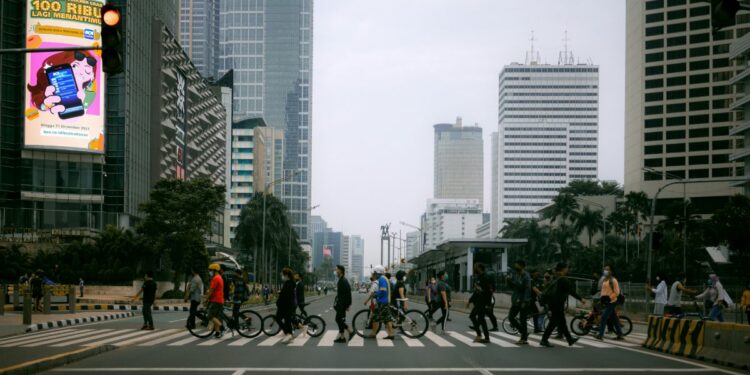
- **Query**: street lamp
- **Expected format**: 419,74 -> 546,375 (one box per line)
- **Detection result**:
261,169 -> 301,284
643,167 -> 688,276
400,221 -> 423,256
576,197 -> 607,268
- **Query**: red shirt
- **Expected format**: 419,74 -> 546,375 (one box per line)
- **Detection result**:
209,274 -> 224,304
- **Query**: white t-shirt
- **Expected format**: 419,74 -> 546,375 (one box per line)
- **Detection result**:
653,280 -> 668,305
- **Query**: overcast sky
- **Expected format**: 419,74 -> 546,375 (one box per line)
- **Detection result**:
310,0 -> 626,270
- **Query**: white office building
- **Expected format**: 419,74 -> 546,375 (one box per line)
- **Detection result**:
421,199 -> 484,253
493,52 -> 599,234
350,235 -> 365,281
405,231 -> 421,260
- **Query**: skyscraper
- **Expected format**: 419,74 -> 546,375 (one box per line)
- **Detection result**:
349,235 -> 365,282
220,0 -> 314,241
178,0 -> 220,79
433,117 -> 484,205
624,1 -> 744,205
494,50 -> 599,232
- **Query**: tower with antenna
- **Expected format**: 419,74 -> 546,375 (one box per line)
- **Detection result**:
525,30 -> 540,65
558,30 -> 575,65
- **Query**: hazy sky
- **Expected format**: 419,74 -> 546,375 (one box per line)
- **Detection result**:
311,0 -> 626,269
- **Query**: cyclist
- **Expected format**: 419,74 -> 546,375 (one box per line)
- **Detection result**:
205,263 -> 225,338
506,260 -> 531,344
277,267 -> 297,344
595,267 -> 623,341
231,268 -> 249,326
365,265 -> 395,340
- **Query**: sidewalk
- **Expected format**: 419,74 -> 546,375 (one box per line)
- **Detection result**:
0,310 -> 135,338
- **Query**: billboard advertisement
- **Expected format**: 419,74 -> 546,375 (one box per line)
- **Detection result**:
24,0 -> 106,153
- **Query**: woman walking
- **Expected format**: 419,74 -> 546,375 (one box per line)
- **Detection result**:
277,267 -> 297,344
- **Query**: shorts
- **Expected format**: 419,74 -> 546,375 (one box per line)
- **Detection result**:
374,303 -> 393,323
207,302 -> 223,321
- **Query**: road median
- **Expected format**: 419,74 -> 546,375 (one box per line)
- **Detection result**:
0,344 -> 115,375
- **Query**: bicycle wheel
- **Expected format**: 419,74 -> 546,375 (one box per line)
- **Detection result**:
569,317 -> 591,336
237,310 -> 263,338
618,315 -> 633,336
501,317 -> 518,335
262,315 -> 281,336
399,310 -> 429,338
352,309 -> 378,338
187,310 -> 215,338
304,315 -> 326,337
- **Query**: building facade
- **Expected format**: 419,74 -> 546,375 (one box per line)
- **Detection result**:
729,27 -> 750,195
433,118 -> 484,206
624,0 -> 744,207
226,118 -> 265,243
494,58 -> 599,233
350,235 -> 364,281
405,231 -> 421,261
178,0 -> 220,80
253,127 -> 285,196
421,199 -> 484,253
219,0 -> 314,241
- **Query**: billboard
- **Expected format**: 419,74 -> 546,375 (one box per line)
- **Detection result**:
24,0 -> 106,153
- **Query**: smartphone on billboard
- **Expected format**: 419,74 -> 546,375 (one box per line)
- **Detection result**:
45,64 -> 84,119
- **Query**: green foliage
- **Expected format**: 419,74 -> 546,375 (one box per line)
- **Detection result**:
0,244 -> 30,283
314,256 -> 335,282
161,289 -> 184,299
558,180 -> 624,197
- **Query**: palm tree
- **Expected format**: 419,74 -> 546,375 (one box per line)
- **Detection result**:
575,206 -> 604,248
544,193 -> 580,225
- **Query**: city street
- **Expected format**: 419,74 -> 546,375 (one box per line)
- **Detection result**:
0,294 -> 738,375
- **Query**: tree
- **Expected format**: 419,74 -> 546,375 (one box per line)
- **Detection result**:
544,193 -> 579,225
558,180 -> 623,197
137,177 -> 225,291
707,194 -> 750,260
0,244 -> 29,283
315,256 -> 335,283
575,206 -> 604,249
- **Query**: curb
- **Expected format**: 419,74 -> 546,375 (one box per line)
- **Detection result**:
0,344 -> 116,375
25,311 -> 136,333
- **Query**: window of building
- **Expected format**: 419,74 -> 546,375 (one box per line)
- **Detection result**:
713,99 -> 730,109
647,0 -> 664,9
713,85 -> 730,95
712,127 -> 729,136
713,58 -> 730,68
666,156 -> 686,166
646,52 -> 664,62
645,145 -> 664,155
668,63 -> 687,73
667,103 -> 686,113
667,23 -> 687,33
647,26 -> 665,36
666,130 -> 685,139
689,114 -> 709,125
689,87 -> 709,98
689,74 -> 709,84
646,39 -> 664,49
713,43 -> 730,54
666,116 -> 686,126
646,92 -> 664,102
689,101 -> 709,111
647,12 -> 665,23
689,128 -> 709,138
689,155 -> 709,165
667,9 -> 687,19
689,141 -> 709,151
713,140 -> 731,150
646,66 -> 664,75
646,105 -> 664,115
667,0 -> 686,5
689,5 -> 709,17
667,49 -> 687,60
645,158 -> 663,167
689,19 -> 710,30
713,154 -> 730,163
713,168 -> 733,177
713,112 -> 731,122
689,60 -> 709,70
666,90 -> 686,100
667,36 -> 687,46
689,169 -> 709,178
645,118 -> 664,128
666,143 -> 686,153
713,29 -> 733,41
690,46 -> 710,57
667,76 -> 686,86
690,33 -> 710,44
645,132 -> 663,141
646,79 -> 664,88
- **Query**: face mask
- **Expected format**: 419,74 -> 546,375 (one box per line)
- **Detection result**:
707,279 -> 712,286
333,271 -> 338,277
209,271 -> 214,277
603,270 -> 610,277
656,276 -> 660,281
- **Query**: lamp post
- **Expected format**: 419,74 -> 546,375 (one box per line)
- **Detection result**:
576,198 -> 607,268
400,221 -> 423,257
261,170 -> 301,284
643,167 -> 687,276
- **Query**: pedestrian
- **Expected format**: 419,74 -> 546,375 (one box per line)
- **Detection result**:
277,267 -> 297,344
666,272 -> 695,316
539,263 -> 583,347
741,282 -> 750,325
701,274 -> 730,322
232,269 -> 249,326
366,265 -> 395,340
393,271 -> 407,312
204,263 -> 225,338
30,270 -> 43,312
333,265 -> 353,343
132,271 -> 157,330
531,271 -> 546,333
506,260 -> 532,344
427,277 -> 438,320
184,268 -> 203,330
79,278 -> 85,298
589,271 -> 601,298
595,267 -> 624,341
434,270 -> 450,334
486,294 -> 500,332
18,272 -> 29,286
649,273 -> 668,316
467,262 -> 492,343
263,284 -> 270,305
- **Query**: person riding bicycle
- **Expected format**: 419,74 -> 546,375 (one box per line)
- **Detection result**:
205,263 -> 225,338
232,268 -> 249,326
365,265 -> 395,340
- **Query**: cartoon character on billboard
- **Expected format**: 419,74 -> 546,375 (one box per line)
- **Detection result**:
26,51 -> 98,120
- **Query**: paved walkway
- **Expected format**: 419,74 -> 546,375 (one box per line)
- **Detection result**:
0,311 -> 133,338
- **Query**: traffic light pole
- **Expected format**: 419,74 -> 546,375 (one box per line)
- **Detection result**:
0,46 -> 101,55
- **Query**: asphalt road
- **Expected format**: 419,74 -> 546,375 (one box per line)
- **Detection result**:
0,293 -> 741,375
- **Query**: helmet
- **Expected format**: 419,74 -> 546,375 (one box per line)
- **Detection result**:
373,265 -> 385,274
208,263 -> 221,271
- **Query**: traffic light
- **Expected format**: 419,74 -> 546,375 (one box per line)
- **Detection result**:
100,3 -> 123,74
711,0 -> 741,32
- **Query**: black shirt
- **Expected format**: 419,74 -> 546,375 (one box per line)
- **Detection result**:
335,277 -> 352,309
295,280 -> 305,305
473,273 -> 493,306
142,279 -> 157,305
392,281 -> 406,306
277,279 -> 296,312
550,276 -> 581,306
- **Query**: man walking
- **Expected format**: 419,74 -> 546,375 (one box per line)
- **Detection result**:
133,271 -> 157,330
205,264 -> 225,338
366,265 -> 395,340
468,263 -> 492,343
506,260 -> 532,344
434,270 -> 450,334
184,268 -> 203,329
539,263 -> 583,347
334,265 -> 353,343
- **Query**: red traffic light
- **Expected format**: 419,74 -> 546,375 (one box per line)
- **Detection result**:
101,5 -> 121,27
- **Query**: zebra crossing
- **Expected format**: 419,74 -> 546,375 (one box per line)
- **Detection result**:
0,327 -> 646,349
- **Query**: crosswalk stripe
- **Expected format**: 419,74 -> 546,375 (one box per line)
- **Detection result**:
546,337 -> 584,348
467,331 -> 515,348
258,335 -> 284,346
22,329 -> 113,347
423,331 -> 454,347
287,333 -> 310,346
138,331 -> 190,346
1,329 -> 95,347
168,335 -> 200,346
84,330 -> 150,347
197,333 -> 232,346
491,332 -> 540,347
227,337 -> 256,346
318,330 -> 338,347
115,329 -> 180,347
575,337 -> 616,348
376,331 -> 394,347
0,328 -> 77,345
399,335 -> 424,347
52,330 -> 131,347
348,334 -> 364,347
448,331 -> 485,347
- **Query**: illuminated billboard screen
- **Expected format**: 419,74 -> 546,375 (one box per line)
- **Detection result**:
24,0 -> 106,153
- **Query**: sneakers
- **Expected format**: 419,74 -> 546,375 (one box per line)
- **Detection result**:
568,337 -> 579,346
516,338 -> 528,345
334,337 -> 346,343
594,334 -> 603,341
614,335 -> 625,341
539,340 -> 553,348
347,331 -> 355,342
473,336 -> 490,343
214,331 -> 223,339
280,334 -> 293,344
145,326 -> 155,331
489,327 -> 500,332
140,325 -> 148,330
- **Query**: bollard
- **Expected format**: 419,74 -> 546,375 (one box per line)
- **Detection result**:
68,285 -> 76,313
13,284 -> 19,308
22,289 -> 32,325
0,283 -> 5,316
43,286 -> 51,314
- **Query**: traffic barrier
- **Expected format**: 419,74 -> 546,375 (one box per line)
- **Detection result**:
697,321 -> 750,370
643,316 -> 703,358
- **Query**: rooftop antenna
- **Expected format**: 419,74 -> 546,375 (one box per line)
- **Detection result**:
525,30 -> 540,65
558,30 -> 574,65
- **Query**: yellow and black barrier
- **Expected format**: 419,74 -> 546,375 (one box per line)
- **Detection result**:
643,316 -> 704,358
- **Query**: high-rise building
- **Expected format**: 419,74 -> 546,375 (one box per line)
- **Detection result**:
178,0 -> 220,79
405,231 -> 421,260
310,215 -> 329,269
730,27 -> 750,195
253,127 -> 285,197
494,52 -> 599,231
226,118 -> 266,243
421,199 -> 484,252
350,235 -> 364,281
433,118 -> 484,205
341,235 -> 351,271
219,0 -> 314,241
624,1 -> 744,205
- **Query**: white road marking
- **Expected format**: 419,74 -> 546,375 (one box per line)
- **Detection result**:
447,331 -> 485,347
51,367 -> 721,373
575,337 -> 616,348
348,334 -> 364,347
197,333 -> 233,346
227,337 -> 256,346
258,335 -> 285,346
22,329 -> 112,347
288,333 -> 310,346
115,329 -> 180,347
168,318 -> 185,323
491,332 -> 540,347
168,335 -> 200,346
423,331 -> 454,347
467,331 -> 515,348
375,330 -> 394,347
139,331 -> 190,346
84,330 -> 150,347
317,330 -> 338,346
399,335 -> 424,347
52,330 -> 131,347
0,329 -> 87,347
0,328 -> 77,345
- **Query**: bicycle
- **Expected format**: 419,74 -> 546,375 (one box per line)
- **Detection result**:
501,308 -> 555,336
187,304 -> 263,339
261,303 -> 326,337
569,306 -> 633,336
352,298 -> 429,338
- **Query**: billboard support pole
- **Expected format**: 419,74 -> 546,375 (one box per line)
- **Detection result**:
0,46 -> 101,55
